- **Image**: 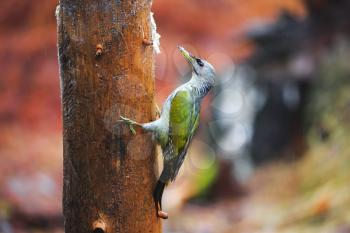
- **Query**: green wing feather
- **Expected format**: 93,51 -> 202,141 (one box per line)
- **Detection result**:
166,90 -> 199,181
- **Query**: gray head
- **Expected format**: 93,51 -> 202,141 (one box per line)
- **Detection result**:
178,46 -> 216,86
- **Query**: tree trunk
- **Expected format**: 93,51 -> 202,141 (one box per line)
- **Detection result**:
56,0 -> 160,232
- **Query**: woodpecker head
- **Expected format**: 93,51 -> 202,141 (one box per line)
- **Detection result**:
178,46 -> 216,85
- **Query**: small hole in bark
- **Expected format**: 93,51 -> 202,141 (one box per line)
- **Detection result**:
93,228 -> 105,233
95,44 -> 103,57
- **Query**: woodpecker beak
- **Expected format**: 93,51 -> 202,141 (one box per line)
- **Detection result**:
178,46 -> 195,65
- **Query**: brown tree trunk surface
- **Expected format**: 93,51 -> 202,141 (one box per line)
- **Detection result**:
56,0 -> 160,232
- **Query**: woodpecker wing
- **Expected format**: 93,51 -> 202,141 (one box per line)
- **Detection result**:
165,90 -> 200,181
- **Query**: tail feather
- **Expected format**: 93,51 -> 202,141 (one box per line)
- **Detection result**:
153,180 -> 166,210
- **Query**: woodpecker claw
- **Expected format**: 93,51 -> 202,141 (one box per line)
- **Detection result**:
129,125 -> 136,135
118,116 -> 139,135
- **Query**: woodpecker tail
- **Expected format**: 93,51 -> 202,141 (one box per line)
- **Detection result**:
153,180 -> 165,209
153,179 -> 168,219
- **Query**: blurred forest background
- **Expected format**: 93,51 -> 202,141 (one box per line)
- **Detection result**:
1,0 -> 350,232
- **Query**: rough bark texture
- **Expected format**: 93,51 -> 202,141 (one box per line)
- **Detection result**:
57,0 -> 160,232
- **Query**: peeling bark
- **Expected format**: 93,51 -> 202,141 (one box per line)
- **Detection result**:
57,0 -> 160,232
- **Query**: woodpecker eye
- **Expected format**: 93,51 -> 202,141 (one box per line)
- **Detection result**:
196,58 -> 204,67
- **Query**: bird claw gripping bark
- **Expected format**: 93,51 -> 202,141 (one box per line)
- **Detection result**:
119,116 -> 137,135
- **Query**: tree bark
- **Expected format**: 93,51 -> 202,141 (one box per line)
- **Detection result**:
56,0 -> 160,232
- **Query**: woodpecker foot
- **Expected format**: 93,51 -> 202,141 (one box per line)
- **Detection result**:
118,116 -> 140,135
